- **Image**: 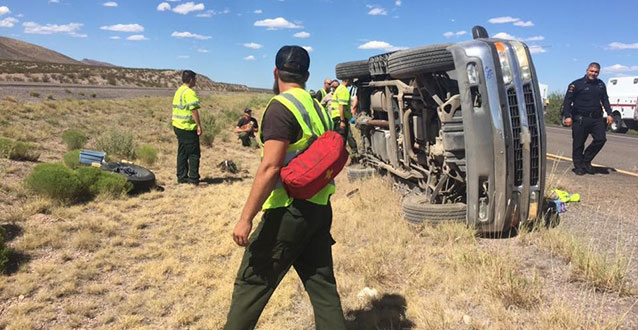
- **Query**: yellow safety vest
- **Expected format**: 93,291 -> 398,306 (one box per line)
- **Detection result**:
330,84 -> 351,120
172,85 -> 200,131
258,87 -> 335,210
320,88 -> 327,99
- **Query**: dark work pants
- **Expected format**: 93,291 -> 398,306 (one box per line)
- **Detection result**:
332,117 -> 358,153
571,116 -> 607,170
238,132 -> 256,147
174,127 -> 200,183
224,200 -> 346,330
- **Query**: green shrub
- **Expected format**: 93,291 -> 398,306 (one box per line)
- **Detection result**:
29,91 -> 40,97
47,94 -> 55,100
200,112 -> 222,147
26,163 -> 132,203
65,89 -> 72,94
0,137 -> 40,161
91,93 -> 97,98
136,145 -> 157,166
95,129 -> 136,161
61,129 -> 88,151
94,172 -> 132,198
25,163 -> 84,202
545,92 -> 564,125
63,150 -> 81,169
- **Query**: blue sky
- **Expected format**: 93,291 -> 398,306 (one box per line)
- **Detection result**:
1,0 -> 637,93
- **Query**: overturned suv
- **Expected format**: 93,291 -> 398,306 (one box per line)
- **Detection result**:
337,26 -> 546,234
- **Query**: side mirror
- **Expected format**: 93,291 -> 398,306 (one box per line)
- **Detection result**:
472,26 -> 489,39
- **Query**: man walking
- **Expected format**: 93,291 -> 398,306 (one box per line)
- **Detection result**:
225,45 -> 346,330
562,62 -> 613,175
234,108 -> 259,147
172,70 -> 202,184
330,78 -> 358,153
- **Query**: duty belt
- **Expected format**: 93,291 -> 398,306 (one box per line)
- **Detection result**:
575,111 -> 603,119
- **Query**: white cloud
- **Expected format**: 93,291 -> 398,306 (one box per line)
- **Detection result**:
602,64 -> 638,73
395,0 -> 402,6
293,31 -> 310,38
157,2 -> 171,11
358,40 -> 405,52
489,16 -> 534,28
243,42 -> 263,49
171,31 -> 211,40
488,16 -> 519,24
368,7 -> 387,15
23,21 -> 85,37
608,42 -> 638,50
254,9 -> 262,14
100,24 -> 144,32
493,32 -> 545,43
166,0 -> 180,2
254,17 -> 302,30
443,30 -> 467,38
127,34 -> 148,41
525,35 -> 544,41
196,9 -> 229,18
109,36 -> 120,39
48,0 -> 60,3
0,17 -> 18,28
302,46 -> 313,52
197,49 -> 209,53
0,6 -> 10,15
103,2 -> 117,7
178,55 -> 190,59
528,45 -> 546,54
244,55 -> 256,61
514,20 -> 533,27
172,2 -> 204,15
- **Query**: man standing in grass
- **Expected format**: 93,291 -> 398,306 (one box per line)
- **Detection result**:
225,45 -> 346,330
172,70 -> 202,184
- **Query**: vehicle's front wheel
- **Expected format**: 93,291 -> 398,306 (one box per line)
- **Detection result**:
610,113 -> 628,133
402,195 -> 466,224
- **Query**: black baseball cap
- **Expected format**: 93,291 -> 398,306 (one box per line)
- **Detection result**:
244,108 -> 252,113
275,45 -> 309,75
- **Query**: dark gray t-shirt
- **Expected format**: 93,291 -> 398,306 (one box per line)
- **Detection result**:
260,100 -> 302,143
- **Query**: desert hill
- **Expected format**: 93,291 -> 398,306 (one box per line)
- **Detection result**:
0,37 -> 252,92
0,36 -> 81,64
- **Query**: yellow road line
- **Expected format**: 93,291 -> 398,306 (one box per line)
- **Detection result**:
546,152 -> 638,178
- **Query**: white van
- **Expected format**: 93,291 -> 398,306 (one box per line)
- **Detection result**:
607,76 -> 638,133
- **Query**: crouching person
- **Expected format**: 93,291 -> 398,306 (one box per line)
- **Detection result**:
234,108 -> 259,147
224,45 -> 346,330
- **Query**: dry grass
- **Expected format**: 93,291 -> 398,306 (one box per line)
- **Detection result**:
0,93 -> 633,329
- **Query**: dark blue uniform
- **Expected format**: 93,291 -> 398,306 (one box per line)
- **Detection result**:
562,76 -> 612,173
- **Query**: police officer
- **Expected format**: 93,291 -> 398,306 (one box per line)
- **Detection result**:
172,70 -> 202,184
224,45 -> 346,330
562,62 -> 613,175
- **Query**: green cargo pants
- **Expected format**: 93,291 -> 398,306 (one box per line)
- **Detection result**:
332,118 -> 358,153
224,200 -> 346,330
174,126 -> 200,183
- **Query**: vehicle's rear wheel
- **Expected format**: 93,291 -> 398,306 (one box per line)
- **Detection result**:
610,113 -> 628,133
101,162 -> 156,193
402,195 -> 466,224
388,44 -> 454,78
335,60 -> 371,80
346,164 -> 375,181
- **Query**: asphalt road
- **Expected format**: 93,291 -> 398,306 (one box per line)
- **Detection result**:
546,125 -> 638,173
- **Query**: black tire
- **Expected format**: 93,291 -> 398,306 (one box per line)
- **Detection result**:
101,162 -> 156,193
402,195 -> 466,224
335,60 -> 371,80
610,113 -> 628,133
388,44 -> 454,78
346,165 -> 375,181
